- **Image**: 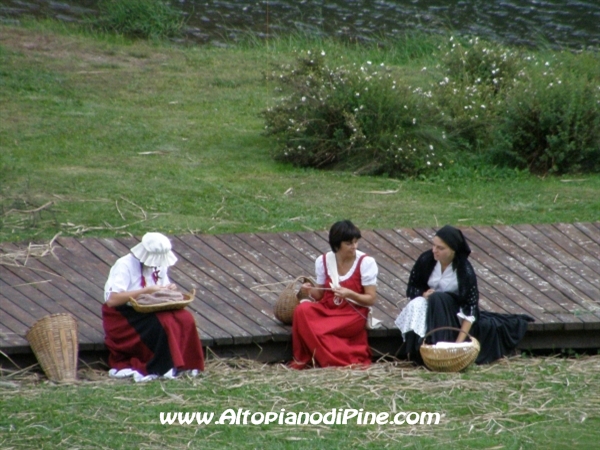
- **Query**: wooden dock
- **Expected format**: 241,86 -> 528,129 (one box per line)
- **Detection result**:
1,223 -> 600,363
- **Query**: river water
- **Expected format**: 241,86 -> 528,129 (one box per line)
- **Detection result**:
1,0 -> 599,49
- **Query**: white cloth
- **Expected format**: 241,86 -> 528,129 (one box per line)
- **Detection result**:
428,261 -> 459,294
108,367 -> 191,383
104,253 -> 171,302
433,341 -> 474,349
130,232 -> 177,267
315,251 -> 378,287
395,261 -> 474,338
395,296 -> 428,337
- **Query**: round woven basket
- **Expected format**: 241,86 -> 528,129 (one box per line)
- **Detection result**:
274,276 -> 315,325
129,289 -> 196,313
25,313 -> 78,382
419,327 -> 480,372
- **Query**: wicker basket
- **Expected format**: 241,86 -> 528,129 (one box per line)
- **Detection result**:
25,313 -> 79,382
130,289 -> 195,313
274,276 -> 315,325
419,327 -> 480,372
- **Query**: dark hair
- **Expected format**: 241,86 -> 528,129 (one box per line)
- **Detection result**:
329,220 -> 361,252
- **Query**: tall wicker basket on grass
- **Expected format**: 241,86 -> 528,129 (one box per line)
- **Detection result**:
26,313 -> 79,382
274,276 -> 315,325
419,327 -> 480,372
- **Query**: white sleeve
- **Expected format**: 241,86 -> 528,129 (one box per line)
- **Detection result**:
457,311 -> 476,324
315,255 -> 326,285
361,256 -> 378,286
104,258 -> 133,302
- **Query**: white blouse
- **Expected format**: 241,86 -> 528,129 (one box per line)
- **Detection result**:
428,261 -> 459,293
315,251 -> 378,286
104,253 -> 171,302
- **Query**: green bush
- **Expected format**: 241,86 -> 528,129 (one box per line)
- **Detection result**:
93,0 -> 184,39
262,51 -> 448,177
263,39 -> 600,177
490,56 -> 600,174
432,36 -> 526,151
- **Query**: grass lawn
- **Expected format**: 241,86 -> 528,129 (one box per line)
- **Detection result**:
2,356 -> 600,449
1,22 -> 599,245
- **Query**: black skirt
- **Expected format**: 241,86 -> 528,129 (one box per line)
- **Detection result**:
399,292 -> 534,365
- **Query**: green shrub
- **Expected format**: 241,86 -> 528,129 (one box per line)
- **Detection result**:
490,55 -> 600,175
432,36 -> 527,151
262,51 -> 448,177
93,0 -> 184,39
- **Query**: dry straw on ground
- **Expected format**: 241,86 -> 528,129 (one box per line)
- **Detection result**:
2,354 -> 599,446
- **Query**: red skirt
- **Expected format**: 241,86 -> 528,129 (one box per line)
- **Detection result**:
102,304 -> 204,376
291,300 -> 371,369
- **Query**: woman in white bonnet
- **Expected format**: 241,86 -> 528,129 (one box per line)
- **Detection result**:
102,232 -> 204,381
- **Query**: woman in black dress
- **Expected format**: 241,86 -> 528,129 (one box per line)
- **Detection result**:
395,225 -> 534,364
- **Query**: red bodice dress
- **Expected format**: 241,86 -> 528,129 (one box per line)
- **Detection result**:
291,254 -> 371,369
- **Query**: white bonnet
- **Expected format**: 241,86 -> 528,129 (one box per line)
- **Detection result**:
130,232 -> 178,267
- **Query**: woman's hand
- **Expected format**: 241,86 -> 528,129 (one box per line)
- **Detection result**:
423,288 -> 435,299
300,282 -> 323,302
333,285 -> 377,307
332,286 -> 354,299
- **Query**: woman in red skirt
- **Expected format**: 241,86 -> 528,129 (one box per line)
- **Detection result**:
290,220 -> 378,369
102,232 -> 204,381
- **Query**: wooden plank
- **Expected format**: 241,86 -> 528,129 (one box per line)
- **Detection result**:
531,223 -> 600,280
255,232 -> 320,276
469,226 -> 584,329
515,224 -> 600,301
175,235 -> 288,333
199,234 -> 287,329
473,226 -> 590,330
28,245 -> 106,306
172,235 -> 285,342
573,222 -> 600,246
0,311 -> 27,349
2,243 -> 105,318
175,234 -> 290,335
216,233 -> 300,285
497,225 -> 600,327
212,232 -> 316,319
77,237 -> 122,268
229,233 -> 314,280
552,223 -> 600,276
55,237 -> 113,290
0,291 -> 38,335
0,263 -> 103,342
201,234 -> 286,292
